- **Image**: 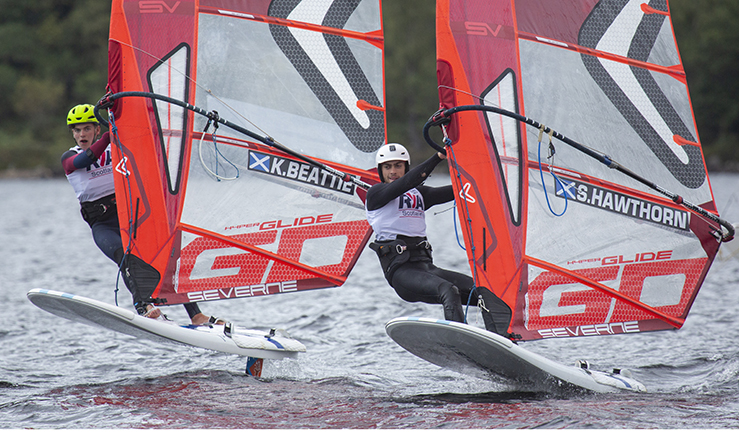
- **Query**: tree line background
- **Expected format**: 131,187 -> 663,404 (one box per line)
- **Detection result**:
0,0 -> 737,177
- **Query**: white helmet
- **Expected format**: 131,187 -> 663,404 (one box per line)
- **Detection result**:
376,143 -> 410,165
376,143 -> 410,182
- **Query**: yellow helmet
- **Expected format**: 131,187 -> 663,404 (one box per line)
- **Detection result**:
66,104 -> 98,126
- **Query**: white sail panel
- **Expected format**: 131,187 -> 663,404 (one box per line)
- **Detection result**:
519,39 -> 709,203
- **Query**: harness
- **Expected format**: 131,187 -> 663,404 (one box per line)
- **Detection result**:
369,235 -> 433,283
80,193 -> 117,226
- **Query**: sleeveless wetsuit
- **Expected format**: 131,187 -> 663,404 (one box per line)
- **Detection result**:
365,154 -> 511,336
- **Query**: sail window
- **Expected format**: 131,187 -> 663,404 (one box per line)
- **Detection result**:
147,44 -> 190,193
481,69 -> 522,224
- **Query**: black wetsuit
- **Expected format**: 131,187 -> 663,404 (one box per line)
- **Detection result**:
365,154 -> 511,336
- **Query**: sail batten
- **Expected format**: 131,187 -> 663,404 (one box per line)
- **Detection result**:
517,31 -> 687,80
200,7 -> 384,43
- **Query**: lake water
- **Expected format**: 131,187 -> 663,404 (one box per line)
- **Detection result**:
2,173 -> 739,428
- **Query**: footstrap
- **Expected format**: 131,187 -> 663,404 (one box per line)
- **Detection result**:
134,301 -> 151,316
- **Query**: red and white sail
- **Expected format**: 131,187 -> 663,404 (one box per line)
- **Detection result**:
435,0 -> 726,340
106,0 -> 385,305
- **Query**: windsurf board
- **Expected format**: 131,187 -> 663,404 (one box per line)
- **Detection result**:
386,317 -> 646,393
28,289 -> 305,360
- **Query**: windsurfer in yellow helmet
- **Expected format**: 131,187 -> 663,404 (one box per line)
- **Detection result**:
62,104 -> 223,325
365,143 -> 512,337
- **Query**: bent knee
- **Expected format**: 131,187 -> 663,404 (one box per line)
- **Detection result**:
438,282 -> 460,300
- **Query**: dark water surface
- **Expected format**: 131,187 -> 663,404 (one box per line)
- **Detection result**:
2,174 -> 739,428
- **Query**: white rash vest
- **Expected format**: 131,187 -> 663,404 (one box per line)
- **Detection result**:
367,188 -> 427,241
64,144 -> 115,203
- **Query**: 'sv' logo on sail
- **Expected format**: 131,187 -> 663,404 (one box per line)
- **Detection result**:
139,1 -> 180,13
465,22 -> 503,37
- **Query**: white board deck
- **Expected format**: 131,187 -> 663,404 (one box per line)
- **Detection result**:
385,317 -> 646,393
28,289 -> 305,360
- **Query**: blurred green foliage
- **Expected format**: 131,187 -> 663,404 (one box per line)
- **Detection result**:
670,0 -> 739,169
0,0 -> 736,175
383,0 -> 438,157
0,0 -> 110,175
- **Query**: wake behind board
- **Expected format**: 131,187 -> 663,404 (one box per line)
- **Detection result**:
386,317 -> 646,393
28,289 -> 305,361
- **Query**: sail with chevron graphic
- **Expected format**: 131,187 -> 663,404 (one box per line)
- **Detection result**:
105,0 -> 385,306
431,0 -> 734,341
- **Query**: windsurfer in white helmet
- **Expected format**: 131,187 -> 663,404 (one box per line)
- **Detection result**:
365,143 -> 512,337
62,103 -> 223,325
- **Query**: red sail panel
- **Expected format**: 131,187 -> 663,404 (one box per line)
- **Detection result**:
436,0 -> 525,313
436,0 -> 721,341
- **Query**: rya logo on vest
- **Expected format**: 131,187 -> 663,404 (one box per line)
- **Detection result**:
399,191 -> 424,210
